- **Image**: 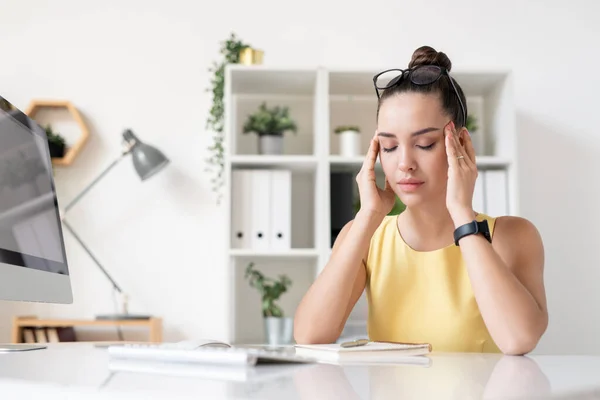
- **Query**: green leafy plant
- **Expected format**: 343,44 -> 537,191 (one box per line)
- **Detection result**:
205,32 -> 252,204
45,124 -> 67,158
334,125 -> 361,134
242,102 -> 297,137
244,262 -> 292,318
465,114 -> 478,132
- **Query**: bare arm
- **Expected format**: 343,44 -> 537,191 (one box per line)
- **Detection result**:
446,124 -> 548,355
455,214 -> 548,355
294,133 -> 395,344
293,211 -> 381,344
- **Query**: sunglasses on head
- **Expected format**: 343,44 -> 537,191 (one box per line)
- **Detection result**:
373,65 -> 466,127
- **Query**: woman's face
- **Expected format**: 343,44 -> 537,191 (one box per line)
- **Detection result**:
376,92 -> 452,208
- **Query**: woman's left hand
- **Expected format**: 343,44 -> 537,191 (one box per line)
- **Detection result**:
445,121 -> 478,226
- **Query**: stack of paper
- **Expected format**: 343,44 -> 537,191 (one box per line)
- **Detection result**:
294,341 -> 431,365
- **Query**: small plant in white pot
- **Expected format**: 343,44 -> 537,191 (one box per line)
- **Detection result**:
335,125 -> 361,157
244,262 -> 293,345
243,102 -> 297,155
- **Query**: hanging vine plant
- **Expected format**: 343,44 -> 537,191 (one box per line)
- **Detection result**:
205,32 -> 251,204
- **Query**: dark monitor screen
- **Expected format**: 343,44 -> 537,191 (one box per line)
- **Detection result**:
0,96 -> 69,276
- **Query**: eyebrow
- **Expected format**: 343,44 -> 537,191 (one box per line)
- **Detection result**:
377,127 -> 440,138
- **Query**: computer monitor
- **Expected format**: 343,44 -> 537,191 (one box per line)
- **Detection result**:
0,96 -> 73,351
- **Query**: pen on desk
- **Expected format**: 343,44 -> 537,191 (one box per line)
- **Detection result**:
340,339 -> 370,348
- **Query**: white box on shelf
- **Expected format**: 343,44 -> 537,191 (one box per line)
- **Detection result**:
473,172 -> 485,214
484,169 -> 509,217
249,169 -> 272,251
269,169 -> 292,250
231,169 -> 253,249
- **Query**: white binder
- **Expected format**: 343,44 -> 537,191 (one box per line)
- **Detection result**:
473,172 -> 485,214
269,170 -> 291,250
231,169 -> 252,248
484,170 -> 508,217
250,170 -> 272,250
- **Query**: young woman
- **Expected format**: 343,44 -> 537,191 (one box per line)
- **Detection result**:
294,46 -> 548,355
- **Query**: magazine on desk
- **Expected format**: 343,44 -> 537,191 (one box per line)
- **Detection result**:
293,341 -> 432,365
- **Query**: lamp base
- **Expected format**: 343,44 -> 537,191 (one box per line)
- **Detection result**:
95,313 -> 152,321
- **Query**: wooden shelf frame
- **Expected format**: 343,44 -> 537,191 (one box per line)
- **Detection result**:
12,315 -> 163,344
25,99 -> 90,166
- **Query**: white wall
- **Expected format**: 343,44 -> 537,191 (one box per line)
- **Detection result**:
0,0 -> 598,354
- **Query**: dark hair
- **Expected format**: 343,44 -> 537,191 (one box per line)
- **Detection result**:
376,45 -> 468,128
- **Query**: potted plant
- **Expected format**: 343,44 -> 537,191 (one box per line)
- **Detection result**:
205,32 -> 252,204
244,262 -> 293,345
465,114 -> 482,154
335,125 -> 361,157
242,102 -> 297,155
45,124 -> 67,158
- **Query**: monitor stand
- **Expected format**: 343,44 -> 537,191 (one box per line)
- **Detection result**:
0,344 -> 47,352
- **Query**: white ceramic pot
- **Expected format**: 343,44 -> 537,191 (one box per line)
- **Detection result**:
264,316 -> 293,345
339,130 -> 361,157
259,135 -> 283,155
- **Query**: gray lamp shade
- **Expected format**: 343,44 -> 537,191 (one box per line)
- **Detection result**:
122,129 -> 170,180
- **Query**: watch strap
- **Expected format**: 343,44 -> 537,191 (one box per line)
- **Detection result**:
454,219 -> 492,246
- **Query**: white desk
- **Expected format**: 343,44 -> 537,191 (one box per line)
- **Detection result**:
0,343 -> 599,399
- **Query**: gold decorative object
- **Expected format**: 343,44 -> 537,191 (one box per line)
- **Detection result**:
239,47 -> 264,65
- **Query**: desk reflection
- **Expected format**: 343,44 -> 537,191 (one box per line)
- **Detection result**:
292,354 -> 551,400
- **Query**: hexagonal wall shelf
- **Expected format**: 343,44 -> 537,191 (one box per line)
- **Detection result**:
25,99 -> 90,166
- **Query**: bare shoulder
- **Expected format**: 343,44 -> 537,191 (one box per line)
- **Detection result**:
491,216 -> 545,272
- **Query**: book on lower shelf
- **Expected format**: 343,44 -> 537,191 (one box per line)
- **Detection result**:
22,327 -> 76,343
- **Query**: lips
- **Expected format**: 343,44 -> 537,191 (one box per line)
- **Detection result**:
398,178 -> 423,184
397,178 -> 424,192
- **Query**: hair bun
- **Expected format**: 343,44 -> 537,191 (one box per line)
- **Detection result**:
408,45 -> 452,71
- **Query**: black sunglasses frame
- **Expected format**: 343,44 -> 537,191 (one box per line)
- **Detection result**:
373,65 -> 467,127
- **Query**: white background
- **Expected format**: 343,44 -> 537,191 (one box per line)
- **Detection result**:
0,0 -> 598,354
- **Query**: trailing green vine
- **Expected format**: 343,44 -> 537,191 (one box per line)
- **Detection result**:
205,32 -> 251,204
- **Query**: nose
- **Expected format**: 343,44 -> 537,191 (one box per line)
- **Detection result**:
397,145 -> 416,172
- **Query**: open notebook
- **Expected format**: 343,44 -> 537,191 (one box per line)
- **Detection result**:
294,341 -> 432,364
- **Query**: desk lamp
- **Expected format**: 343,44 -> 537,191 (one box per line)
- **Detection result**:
60,129 -> 169,320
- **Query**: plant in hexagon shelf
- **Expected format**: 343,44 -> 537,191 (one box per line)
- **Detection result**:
26,100 -> 90,166
44,124 -> 67,159
244,262 -> 294,345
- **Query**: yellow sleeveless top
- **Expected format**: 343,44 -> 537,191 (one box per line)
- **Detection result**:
365,213 -> 500,353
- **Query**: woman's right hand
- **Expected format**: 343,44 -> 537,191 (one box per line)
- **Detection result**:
355,133 -> 397,220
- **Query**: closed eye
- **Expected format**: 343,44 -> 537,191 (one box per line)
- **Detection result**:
417,143 -> 436,150
382,142 -> 436,153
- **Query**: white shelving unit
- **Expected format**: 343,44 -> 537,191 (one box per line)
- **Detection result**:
223,65 -> 517,344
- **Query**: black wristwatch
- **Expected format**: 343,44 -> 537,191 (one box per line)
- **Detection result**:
454,219 -> 492,246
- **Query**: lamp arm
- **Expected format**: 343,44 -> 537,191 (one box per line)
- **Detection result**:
61,219 -> 124,294
59,146 -> 135,295
62,149 -> 131,214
